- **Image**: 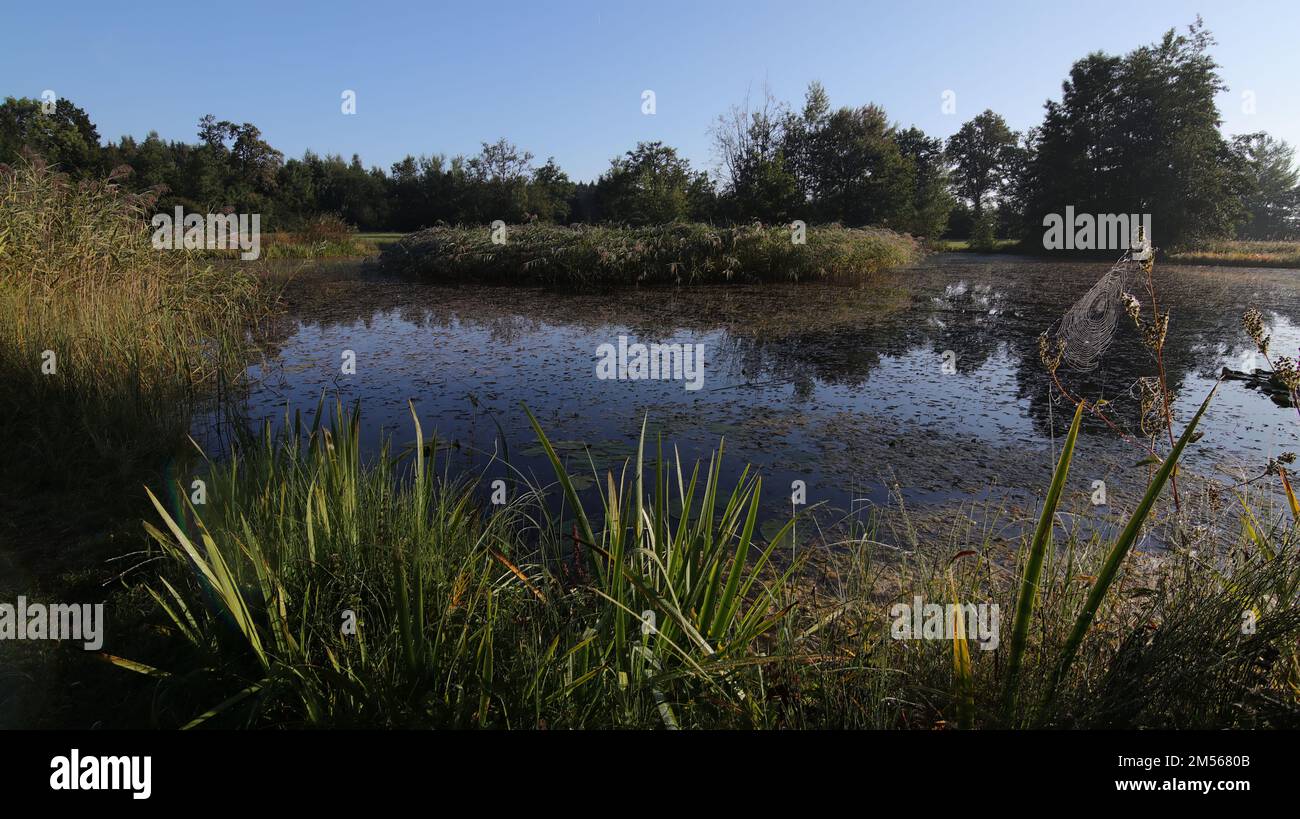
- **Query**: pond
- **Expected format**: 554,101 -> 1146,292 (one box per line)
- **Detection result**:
208,254 -> 1300,531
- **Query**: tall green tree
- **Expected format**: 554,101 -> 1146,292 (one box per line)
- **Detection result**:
197,115 -> 284,193
597,141 -> 712,224
0,96 -> 103,174
1231,132 -> 1300,239
812,105 -> 913,227
895,126 -> 956,237
945,110 -> 1018,219
1022,18 -> 1246,247
528,158 -> 576,223
466,138 -> 533,222
712,86 -> 800,223
779,85 -> 914,228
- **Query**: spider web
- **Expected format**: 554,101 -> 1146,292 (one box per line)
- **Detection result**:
1053,251 -> 1142,372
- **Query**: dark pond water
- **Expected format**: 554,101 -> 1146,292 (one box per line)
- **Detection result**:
208,254 -> 1300,529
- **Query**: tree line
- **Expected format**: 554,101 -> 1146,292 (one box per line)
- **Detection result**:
2,20 -> 1296,247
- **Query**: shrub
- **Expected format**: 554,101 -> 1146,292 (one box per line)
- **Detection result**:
969,211 -> 998,252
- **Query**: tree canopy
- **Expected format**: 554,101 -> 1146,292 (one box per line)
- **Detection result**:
1,19 -> 1295,245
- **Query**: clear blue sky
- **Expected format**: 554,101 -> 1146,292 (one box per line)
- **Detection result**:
3,0 -> 1297,181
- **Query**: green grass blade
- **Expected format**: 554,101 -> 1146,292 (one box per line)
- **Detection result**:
522,403 -> 598,575
1003,400 -> 1085,716
1043,383 -> 1217,711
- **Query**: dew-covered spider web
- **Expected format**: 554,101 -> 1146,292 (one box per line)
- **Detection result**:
1052,247 -> 1146,372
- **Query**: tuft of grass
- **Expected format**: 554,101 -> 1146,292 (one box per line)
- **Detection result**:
1003,400 -> 1085,716
379,222 -> 920,286
122,401 -> 798,728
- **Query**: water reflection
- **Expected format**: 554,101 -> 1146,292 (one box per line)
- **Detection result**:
216,255 -> 1300,520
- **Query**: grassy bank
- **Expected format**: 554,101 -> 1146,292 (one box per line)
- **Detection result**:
106,398 -> 1300,729
932,238 -> 1022,252
937,237 -> 1300,268
379,223 -> 920,286
1168,240 -> 1300,268
0,160 -> 272,727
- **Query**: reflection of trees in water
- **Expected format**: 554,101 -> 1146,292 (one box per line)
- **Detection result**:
712,332 -> 884,394
259,270 -> 916,375
707,275 -> 1020,388
254,259 -> 1300,441
920,280 -> 1015,375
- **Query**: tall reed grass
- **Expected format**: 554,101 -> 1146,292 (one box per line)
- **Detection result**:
380,223 -> 920,286
0,158 -> 264,493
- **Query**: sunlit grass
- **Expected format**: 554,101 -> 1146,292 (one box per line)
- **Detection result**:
1168,240 -> 1300,268
0,158 -> 265,492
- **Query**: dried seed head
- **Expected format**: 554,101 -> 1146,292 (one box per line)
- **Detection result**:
1140,311 -> 1169,353
1038,331 -> 1065,374
1273,356 -> 1300,392
1122,292 -> 1142,325
1243,308 -> 1270,356
1266,452 -> 1297,476
1133,376 -> 1168,438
